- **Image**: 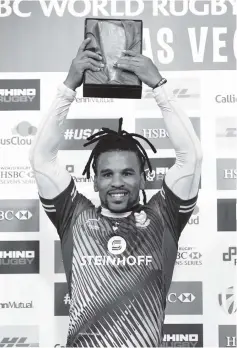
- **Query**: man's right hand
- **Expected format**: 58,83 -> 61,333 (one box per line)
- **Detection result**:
64,38 -> 104,91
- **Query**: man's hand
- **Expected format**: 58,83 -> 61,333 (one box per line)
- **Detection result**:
64,38 -> 104,91
114,51 -> 162,89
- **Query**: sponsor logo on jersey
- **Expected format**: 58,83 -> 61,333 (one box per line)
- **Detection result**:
223,247 -> 237,266
0,200 -> 39,232
219,286 -> 237,315
107,236 -> 127,255
219,325 -> 237,347
135,118 -> 200,150
163,324 -> 203,347
0,80 -> 40,110
166,282 -> 203,315
0,241 -> 39,274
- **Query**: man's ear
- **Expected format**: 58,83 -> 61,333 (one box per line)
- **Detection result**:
94,176 -> 98,192
140,172 -> 145,190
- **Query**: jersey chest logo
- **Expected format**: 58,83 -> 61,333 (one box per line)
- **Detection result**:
134,210 -> 150,228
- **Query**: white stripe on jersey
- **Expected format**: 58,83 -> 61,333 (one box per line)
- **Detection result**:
42,203 -> 55,208
179,207 -> 195,213
180,201 -> 197,209
71,185 -> 77,201
44,208 -> 56,212
160,187 -> 165,199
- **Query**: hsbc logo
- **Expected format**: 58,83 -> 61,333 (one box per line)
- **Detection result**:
167,292 -> 196,303
176,247 -> 203,266
0,210 -> 32,221
0,200 -> 39,232
166,282 -> 203,315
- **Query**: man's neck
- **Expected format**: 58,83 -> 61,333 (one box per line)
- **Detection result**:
100,203 -> 141,218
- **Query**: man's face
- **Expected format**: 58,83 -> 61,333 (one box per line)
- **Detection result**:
94,151 -> 145,213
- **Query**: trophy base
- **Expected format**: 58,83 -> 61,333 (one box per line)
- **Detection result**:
83,84 -> 142,99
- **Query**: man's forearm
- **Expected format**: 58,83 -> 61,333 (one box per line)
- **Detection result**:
153,85 -> 202,159
29,83 -> 76,168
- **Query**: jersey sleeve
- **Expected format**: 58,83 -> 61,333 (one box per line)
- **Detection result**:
39,177 -> 94,240
147,177 -> 198,243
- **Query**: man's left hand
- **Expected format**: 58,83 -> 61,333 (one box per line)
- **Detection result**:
114,51 -> 162,88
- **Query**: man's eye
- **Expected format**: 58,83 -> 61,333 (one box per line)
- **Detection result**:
103,173 -> 112,177
124,172 -> 133,176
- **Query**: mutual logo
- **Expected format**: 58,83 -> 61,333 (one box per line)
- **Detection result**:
0,121 -> 37,148
217,199 -> 237,232
60,119 -> 119,150
0,326 -> 39,347
65,164 -> 93,183
176,246 -> 202,266
163,324 -> 203,347
0,166 -> 35,185
219,325 -> 237,347
135,118 -> 200,150
0,301 -> 33,309
219,286 -> 237,315
222,247 -> 237,266
0,200 -> 39,232
216,159 -> 237,190
216,94 -> 237,103
0,79 -> 40,110
0,241 -> 39,274
107,236 -> 127,255
166,282 -> 203,315
74,97 -> 114,103
54,283 -> 70,316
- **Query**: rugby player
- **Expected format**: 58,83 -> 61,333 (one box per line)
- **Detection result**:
29,38 -> 203,347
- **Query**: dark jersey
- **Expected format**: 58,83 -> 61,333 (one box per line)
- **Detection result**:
39,178 -> 197,348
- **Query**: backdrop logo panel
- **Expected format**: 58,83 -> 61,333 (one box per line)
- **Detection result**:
54,241 -> 65,274
144,158 -> 175,190
60,119 -> 119,150
218,286 -> 237,315
175,246 -> 202,267
1,2 -> 236,71
216,159 -> 237,190
142,78 -> 200,110
0,166 -> 35,185
219,325 -> 237,348
54,283 -> 70,316
217,199 -> 237,232
66,164 -> 93,184
215,94 -> 237,104
0,121 -> 37,148
135,118 -> 200,149
0,199 -> 39,232
0,241 -> 39,274
165,281 -> 203,315
0,325 -> 39,347
0,80 -> 40,111
163,324 -> 203,347
222,247 -> 237,266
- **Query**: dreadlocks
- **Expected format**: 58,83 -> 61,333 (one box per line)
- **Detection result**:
82,118 -> 157,205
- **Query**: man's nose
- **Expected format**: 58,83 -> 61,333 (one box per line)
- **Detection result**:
111,174 -> 124,187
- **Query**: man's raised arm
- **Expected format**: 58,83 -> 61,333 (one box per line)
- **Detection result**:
29,38 -> 104,199
115,51 -> 202,200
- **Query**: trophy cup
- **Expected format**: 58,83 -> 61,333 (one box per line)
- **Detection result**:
83,18 -> 143,99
